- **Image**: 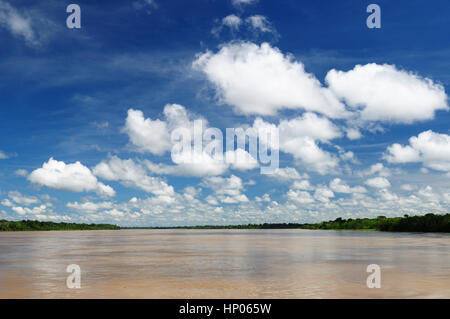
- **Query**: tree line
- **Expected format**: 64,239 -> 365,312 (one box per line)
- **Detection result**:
140,213 -> 450,233
0,219 -> 120,231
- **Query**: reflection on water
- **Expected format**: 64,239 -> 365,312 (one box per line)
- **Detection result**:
0,229 -> 449,298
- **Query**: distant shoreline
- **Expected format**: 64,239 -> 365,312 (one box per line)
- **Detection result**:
1,213 -> 449,232
0,220 -> 120,232
123,213 -> 450,233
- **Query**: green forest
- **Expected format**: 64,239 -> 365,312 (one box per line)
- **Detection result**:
2,213 -> 449,232
143,213 -> 450,233
0,219 -> 120,231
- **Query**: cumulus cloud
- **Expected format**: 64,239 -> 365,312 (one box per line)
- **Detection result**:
93,156 -> 174,196
0,150 -> 9,159
329,178 -> 366,194
313,186 -> 335,203
28,158 -> 115,197
122,108 -> 172,155
67,201 -> 114,214
245,15 -> 275,33
345,128 -> 362,140
201,175 -> 249,204
0,1 -> 39,46
291,179 -> 314,190
222,14 -> 242,30
123,104 -> 211,156
231,0 -> 257,8
11,204 -> 48,216
287,189 -> 315,204
213,14 -> 277,38
7,191 -> 39,206
193,42 -> 347,117
359,163 -> 391,177
14,169 -> 28,176
268,167 -> 308,181
289,137 -> 339,174
225,148 -> 259,171
277,112 -> 342,143
212,14 -> 242,37
365,177 -> 391,189
252,115 -> 340,174
144,147 -> 258,177
326,63 -> 448,124
400,184 -> 416,191
384,130 -> 450,172
124,104 -> 259,177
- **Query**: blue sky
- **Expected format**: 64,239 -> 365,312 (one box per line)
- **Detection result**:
0,0 -> 449,226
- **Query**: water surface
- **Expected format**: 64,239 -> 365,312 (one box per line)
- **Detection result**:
0,229 -> 448,298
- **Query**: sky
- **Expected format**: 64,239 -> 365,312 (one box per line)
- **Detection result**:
0,0 -> 449,226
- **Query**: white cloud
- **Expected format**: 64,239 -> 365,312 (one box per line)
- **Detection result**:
277,112 -> 342,143
93,156 -> 174,196
123,104 -> 209,156
124,104 -> 259,177
11,204 -> 48,216
1,199 -> 13,207
0,1 -> 38,46
28,158 -> 115,197
289,137 -> 339,174
231,0 -> 257,8
329,178 -> 366,194
193,42 -> 347,118
291,179 -> 314,190
400,184 -> 416,191
384,144 -> 420,163
201,175 -> 249,204
246,15 -> 274,33
144,147 -> 258,177
0,150 -> 9,159
222,14 -> 242,30
225,148 -> 259,171
133,0 -> 158,12
365,177 -> 391,189
67,201 -> 114,214
313,187 -> 335,203
378,189 -> 399,202
345,128 -> 362,140
339,151 -> 358,164
326,63 -> 448,124
7,191 -> 39,206
255,193 -> 271,202
359,163 -> 391,177
122,108 -> 172,155
268,167 -> 308,181
287,189 -> 314,204
384,130 -> 450,172
145,154 -> 229,177
252,116 -> 340,174
417,185 -> 440,202
14,169 -> 28,176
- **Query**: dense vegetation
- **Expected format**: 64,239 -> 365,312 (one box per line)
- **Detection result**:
0,219 -> 120,231
2,214 -> 449,232
137,214 -> 450,233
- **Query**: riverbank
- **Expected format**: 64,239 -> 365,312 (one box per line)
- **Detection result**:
2,213 -> 449,232
125,213 -> 450,233
0,220 -> 120,231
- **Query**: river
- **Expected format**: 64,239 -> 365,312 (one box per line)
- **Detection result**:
0,229 -> 448,298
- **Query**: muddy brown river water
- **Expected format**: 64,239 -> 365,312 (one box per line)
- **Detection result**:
0,229 -> 448,298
